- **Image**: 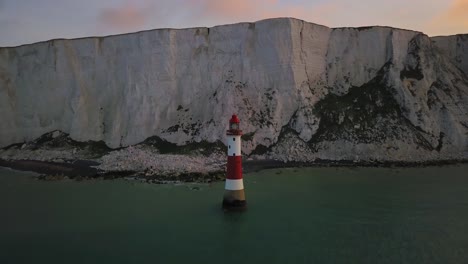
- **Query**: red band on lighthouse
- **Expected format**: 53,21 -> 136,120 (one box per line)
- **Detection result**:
227,156 -> 242,179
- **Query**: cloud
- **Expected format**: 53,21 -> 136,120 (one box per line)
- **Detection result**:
281,2 -> 341,26
444,0 -> 468,23
94,0 -> 342,35
428,0 -> 468,35
185,0 -> 340,26
97,1 -> 154,31
189,0 -> 279,21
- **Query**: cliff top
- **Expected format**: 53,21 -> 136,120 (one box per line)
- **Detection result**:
2,17 -> 464,49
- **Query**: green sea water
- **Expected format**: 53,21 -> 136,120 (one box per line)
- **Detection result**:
1,165 -> 468,263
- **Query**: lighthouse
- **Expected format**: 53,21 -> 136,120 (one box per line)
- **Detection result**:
222,114 -> 247,211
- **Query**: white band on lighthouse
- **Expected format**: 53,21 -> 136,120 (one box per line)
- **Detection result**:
227,135 -> 241,156
225,179 -> 244,190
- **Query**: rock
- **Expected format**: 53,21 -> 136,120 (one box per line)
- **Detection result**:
51,131 -> 61,138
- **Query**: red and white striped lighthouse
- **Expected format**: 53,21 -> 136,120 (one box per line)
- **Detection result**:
222,114 -> 247,211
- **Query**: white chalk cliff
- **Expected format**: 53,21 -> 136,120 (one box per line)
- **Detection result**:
1,18 -> 467,162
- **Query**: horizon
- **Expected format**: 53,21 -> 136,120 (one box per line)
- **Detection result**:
1,0 -> 467,47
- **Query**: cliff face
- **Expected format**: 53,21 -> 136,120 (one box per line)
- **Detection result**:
432,34 -> 468,76
1,18 -> 467,161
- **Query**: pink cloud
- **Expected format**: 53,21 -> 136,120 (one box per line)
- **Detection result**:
190,0 -> 280,21
98,2 -> 151,31
187,0 -> 340,26
445,0 -> 468,21
428,0 -> 468,35
267,2 -> 341,25
95,0 -> 342,34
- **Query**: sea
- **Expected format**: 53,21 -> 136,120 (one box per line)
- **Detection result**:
1,165 -> 467,263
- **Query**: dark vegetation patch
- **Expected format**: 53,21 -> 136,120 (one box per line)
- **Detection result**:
427,83 -> 440,109
288,109 -> 300,128
224,70 -> 234,83
163,122 -> 203,136
400,38 -> 424,81
311,63 -> 403,144
2,130 -> 112,158
409,126 -> 436,151
183,123 -> 201,135
165,124 -> 180,133
310,62 -> 442,151
264,91 -> 274,100
400,66 -> 424,80
140,136 -> 226,156
242,132 -> 255,142
248,124 -> 303,156
254,110 -> 274,128
428,78 -> 465,110
249,144 -> 269,156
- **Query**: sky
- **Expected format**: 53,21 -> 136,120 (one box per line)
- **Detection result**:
0,0 -> 467,47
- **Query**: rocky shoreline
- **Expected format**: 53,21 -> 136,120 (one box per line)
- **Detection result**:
0,158 -> 226,183
1,156 -> 467,184
1,131 -> 466,183
0,131 -> 225,183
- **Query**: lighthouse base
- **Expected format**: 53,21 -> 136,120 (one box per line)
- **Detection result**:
222,190 -> 247,211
